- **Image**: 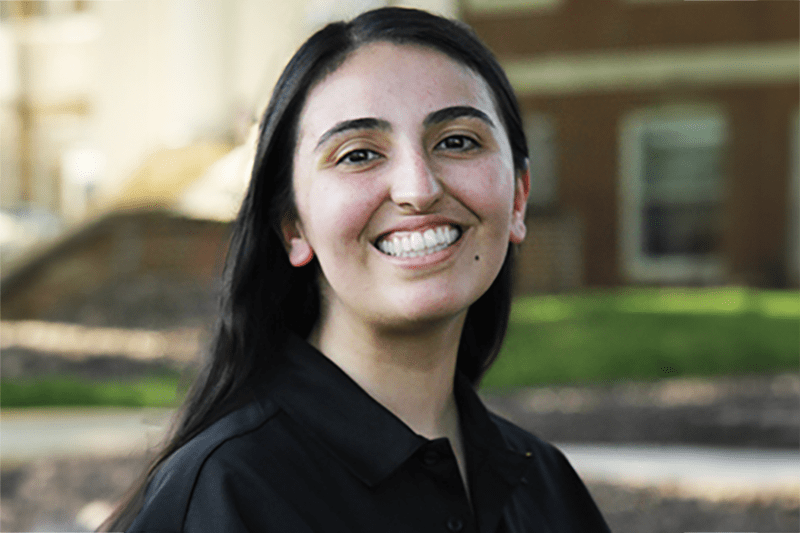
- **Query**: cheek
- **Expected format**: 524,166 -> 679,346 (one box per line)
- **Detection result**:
451,160 -> 516,227
304,179 -> 383,248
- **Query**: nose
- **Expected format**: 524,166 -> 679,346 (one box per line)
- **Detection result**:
389,147 -> 443,212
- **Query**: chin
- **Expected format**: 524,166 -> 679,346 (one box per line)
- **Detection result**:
379,291 -> 477,328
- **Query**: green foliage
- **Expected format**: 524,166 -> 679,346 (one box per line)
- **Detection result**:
480,288 -> 799,390
0,374 -> 182,408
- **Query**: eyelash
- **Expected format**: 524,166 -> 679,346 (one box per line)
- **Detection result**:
335,134 -> 481,166
336,149 -> 382,166
435,135 -> 480,152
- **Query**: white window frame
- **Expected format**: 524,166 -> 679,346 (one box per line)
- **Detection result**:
524,112 -> 557,208
618,107 -> 727,283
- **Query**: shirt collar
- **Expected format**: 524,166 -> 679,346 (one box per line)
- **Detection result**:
261,333 -> 427,487
455,371 -> 531,532
260,332 -> 527,492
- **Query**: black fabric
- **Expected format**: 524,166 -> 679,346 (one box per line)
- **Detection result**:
127,333 -> 611,532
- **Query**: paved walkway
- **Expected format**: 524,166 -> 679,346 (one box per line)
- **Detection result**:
1,408 -> 172,464
557,442 -> 799,500
2,408 -> 798,501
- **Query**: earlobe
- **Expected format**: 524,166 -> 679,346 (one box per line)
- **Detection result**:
509,165 -> 530,245
288,239 -> 315,267
510,219 -> 527,244
281,215 -> 315,267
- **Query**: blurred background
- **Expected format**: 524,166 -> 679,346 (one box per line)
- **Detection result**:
1,0 -> 798,531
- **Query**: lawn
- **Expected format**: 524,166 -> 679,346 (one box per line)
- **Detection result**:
0,372 -> 182,409
2,288 -> 798,406
480,288 -> 799,390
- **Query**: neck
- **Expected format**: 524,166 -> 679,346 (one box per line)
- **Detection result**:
308,308 -> 466,440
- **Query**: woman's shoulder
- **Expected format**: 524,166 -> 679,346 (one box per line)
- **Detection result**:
487,412 -> 612,532
154,394 -> 281,485
487,411 -> 582,480
126,396 -> 281,532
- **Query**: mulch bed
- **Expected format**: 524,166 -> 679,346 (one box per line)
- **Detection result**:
481,372 -> 800,449
591,481 -> 799,532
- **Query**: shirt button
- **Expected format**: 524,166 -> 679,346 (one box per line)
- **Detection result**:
423,449 -> 440,466
446,517 -> 463,532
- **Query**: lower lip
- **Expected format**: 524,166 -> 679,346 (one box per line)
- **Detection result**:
374,232 -> 465,269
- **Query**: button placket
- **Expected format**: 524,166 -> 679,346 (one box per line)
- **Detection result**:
519,450 -> 532,486
423,449 -> 440,467
446,516 -> 464,532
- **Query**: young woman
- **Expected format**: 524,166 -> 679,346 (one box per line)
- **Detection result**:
104,7 -> 610,532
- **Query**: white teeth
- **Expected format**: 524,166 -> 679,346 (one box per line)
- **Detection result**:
376,224 -> 462,258
423,229 -> 437,248
411,232 -> 425,252
435,226 -> 447,245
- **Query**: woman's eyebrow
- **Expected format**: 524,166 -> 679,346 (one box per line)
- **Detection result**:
423,106 -> 495,128
315,118 -> 391,150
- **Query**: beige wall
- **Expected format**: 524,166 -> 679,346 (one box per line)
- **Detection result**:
1,0 -> 458,223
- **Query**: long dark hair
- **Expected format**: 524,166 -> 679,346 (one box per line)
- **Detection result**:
101,7 -> 527,531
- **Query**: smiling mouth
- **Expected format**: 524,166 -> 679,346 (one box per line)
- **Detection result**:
374,224 -> 463,258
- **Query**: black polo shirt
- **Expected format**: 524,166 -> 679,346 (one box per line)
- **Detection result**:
127,334 -> 611,532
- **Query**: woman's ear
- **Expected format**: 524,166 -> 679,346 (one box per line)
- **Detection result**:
281,214 -> 315,267
509,165 -> 530,244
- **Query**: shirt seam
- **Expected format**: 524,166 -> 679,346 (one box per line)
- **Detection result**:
180,401 -> 281,532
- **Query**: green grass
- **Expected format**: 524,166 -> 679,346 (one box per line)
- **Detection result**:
480,288 -> 800,390
0,373 -> 183,409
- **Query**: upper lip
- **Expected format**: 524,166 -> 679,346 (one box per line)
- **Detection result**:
372,215 -> 464,244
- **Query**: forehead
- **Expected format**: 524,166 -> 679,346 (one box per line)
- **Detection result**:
296,42 -> 498,137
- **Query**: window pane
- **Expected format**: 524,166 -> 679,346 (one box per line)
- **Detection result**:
643,202 -> 720,256
644,142 -> 722,200
640,118 -> 724,258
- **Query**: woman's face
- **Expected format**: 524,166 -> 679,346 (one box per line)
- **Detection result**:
286,42 -> 528,332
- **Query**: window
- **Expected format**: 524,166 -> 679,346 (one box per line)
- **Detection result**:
524,112 -> 558,208
619,109 -> 727,283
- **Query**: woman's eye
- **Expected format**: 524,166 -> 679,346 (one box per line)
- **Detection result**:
436,135 -> 479,152
337,149 -> 381,166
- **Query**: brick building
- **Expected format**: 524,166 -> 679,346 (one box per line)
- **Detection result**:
464,0 -> 799,289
